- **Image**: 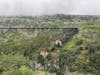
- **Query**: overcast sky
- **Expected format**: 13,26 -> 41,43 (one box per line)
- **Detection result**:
0,0 -> 100,16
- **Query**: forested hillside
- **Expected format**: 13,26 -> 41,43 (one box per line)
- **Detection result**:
0,15 -> 100,75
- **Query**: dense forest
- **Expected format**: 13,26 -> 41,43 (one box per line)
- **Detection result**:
0,15 -> 100,75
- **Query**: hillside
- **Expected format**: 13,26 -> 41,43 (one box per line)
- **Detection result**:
0,15 -> 100,75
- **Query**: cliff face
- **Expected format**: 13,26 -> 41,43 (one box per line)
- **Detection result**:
61,28 -> 78,44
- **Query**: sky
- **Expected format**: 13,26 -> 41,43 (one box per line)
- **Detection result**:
0,0 -> 100,16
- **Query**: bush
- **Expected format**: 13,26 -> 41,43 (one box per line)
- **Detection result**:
18,66 -> 33,75
0,54 -> 28,72
2,71 -> 14,75
2,66 -> 33,75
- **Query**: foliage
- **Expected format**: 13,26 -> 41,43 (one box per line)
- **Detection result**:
0,54 -> 28,72
2,66 -> 33,75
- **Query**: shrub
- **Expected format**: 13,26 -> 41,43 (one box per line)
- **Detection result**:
0,54 -> 28,72
2,66 -> 33,75
18,66 -> 33,75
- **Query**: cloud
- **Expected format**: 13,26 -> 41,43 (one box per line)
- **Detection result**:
0,0 -> 100,16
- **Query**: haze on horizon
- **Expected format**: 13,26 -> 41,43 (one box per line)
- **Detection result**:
0,0 -> 100,16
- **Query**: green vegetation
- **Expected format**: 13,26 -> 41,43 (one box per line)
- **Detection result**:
0,15 -> 100,75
